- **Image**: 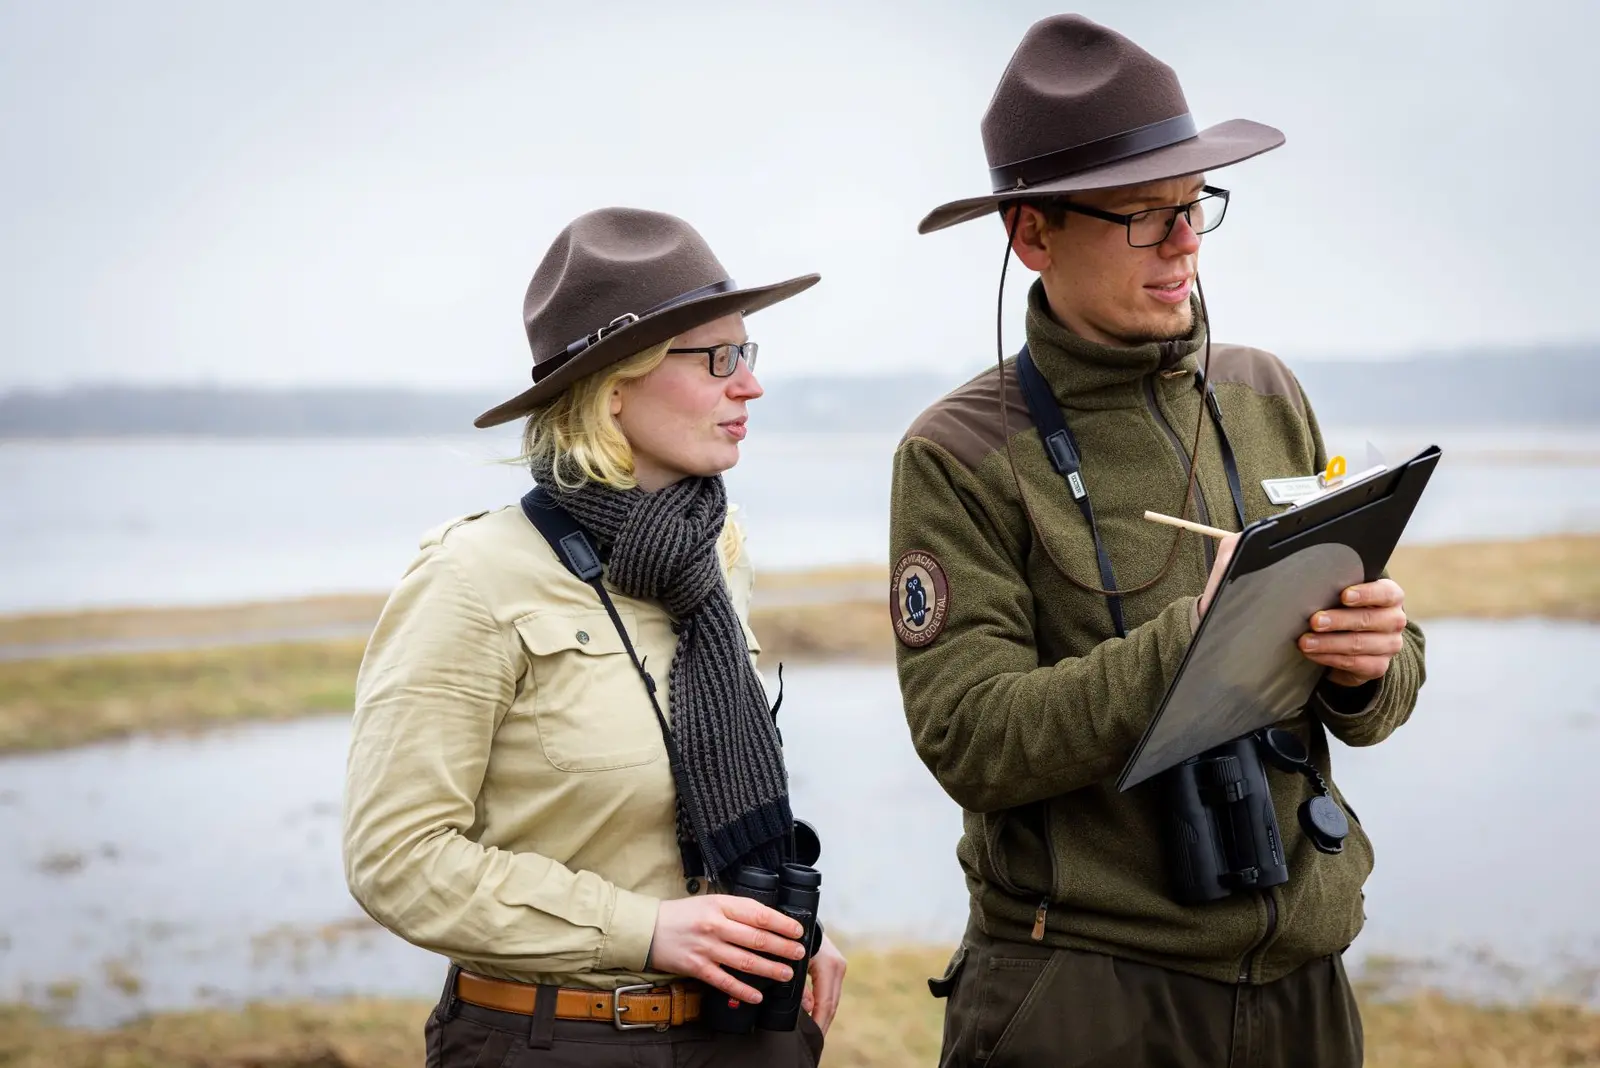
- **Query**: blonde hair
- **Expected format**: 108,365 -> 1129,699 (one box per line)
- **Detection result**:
517,339 -> 745,571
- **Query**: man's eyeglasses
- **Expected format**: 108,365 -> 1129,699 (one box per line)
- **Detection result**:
1055,185 -> 1230,248
666,341 -> 759,378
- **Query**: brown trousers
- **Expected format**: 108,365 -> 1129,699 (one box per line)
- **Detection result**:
424,989 -> 823,1068
931,927 -> 1362,1068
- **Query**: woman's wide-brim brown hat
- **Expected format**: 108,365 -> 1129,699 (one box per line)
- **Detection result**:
919,14 -> 1285,235
474,208 -> 819,429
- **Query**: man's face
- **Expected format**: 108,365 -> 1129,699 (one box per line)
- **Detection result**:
1012,174 -> 1208,348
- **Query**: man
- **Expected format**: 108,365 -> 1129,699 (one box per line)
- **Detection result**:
891,15 -> 1425,1067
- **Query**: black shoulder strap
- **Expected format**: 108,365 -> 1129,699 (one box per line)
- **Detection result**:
519,488 -> 663,711
519,486 -> 703,875
520,486 -> 605,581
1015,345 -> 1127,638
1194,370 -> 1247,530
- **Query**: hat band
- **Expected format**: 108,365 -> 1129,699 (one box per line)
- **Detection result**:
988,112 -> 1198,193
532,278 -> 738,384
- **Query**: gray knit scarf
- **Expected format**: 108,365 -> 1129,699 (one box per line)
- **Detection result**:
532,462 -> 793,882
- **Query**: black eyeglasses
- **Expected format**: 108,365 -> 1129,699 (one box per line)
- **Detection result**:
666,341 -> 759,378
1056,185 -> 1230,248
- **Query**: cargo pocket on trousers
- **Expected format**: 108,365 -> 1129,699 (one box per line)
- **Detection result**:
928,943 -> 968,998
986,950 -> 1145,1068
977,953 -> 1051,1063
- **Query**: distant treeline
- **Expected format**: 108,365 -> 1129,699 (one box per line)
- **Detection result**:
1,347 -> 1595,437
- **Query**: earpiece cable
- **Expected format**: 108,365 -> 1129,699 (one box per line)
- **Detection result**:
995,208 -> 1216,600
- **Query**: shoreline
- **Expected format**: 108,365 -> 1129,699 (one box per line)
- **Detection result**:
0,534 -> 1595,755
4,533 -> 1598,652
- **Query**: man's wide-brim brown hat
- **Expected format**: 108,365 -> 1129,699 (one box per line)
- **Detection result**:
474,208 -> 819,429
919,14 -> 1285,234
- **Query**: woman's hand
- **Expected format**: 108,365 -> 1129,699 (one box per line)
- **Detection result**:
647,895 -> 806,1003
800,933 -> 847,1033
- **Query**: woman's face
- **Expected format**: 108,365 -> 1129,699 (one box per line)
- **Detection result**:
612,313 -> 762,491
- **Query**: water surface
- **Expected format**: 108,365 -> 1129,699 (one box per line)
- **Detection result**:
2,427 -> 1596,614
2,620 -> 1595,1023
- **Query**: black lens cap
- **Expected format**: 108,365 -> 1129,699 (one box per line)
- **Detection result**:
1300,795 -> 1349,853
1257,728 -> 1310,772
792,819 -> 822,867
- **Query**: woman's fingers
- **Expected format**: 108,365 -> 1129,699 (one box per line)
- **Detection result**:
716,903 -> 806,961
707,939 -> 796,985
692,959 -> 766,1004
722,898 -> 804,939
646,895 -> 816,1004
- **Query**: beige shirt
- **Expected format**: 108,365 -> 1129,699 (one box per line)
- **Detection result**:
341,503 -> 762,988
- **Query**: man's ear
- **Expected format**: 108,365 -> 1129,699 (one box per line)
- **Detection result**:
1004,205 -> 1052,273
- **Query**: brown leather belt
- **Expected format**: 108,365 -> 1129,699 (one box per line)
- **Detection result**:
455,970 -> 705,1030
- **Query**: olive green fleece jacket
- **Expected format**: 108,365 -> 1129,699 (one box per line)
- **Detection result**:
890,281 -> 1426,985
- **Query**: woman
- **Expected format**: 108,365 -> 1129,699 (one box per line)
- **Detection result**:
343,207 -> 846,1067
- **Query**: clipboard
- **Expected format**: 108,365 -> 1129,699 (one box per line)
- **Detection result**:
1115,444 -> 1443,792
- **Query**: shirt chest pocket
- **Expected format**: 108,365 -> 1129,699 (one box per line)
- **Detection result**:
513,608 -> 664,773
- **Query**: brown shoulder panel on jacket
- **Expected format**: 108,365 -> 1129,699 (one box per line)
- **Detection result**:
1202,345 -> 1305,416
902,362 -> 1034,472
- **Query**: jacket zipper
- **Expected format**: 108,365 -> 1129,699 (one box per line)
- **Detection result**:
1238,890 -> 1279,982
1142,374 -> 1215,573
1032,801 -> 1061,941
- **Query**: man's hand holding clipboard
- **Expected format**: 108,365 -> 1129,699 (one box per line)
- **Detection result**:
1184,529 -> 1411,690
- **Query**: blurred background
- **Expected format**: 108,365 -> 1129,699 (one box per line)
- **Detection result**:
2,0 -> 1597,1062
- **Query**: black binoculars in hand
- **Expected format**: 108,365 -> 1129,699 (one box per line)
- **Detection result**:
1161,727 -> 1350,905
702,862 -> 825,1035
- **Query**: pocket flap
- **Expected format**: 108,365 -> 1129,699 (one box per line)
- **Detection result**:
513,609 -> 631,657
927,943 -> 969,999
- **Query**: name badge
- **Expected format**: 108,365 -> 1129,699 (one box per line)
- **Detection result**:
1261,475 -> 1323,506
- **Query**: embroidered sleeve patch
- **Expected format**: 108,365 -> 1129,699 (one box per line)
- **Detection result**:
891,550 -> 950,648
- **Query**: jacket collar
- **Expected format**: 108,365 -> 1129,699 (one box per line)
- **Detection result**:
1021,279 -> 1206,410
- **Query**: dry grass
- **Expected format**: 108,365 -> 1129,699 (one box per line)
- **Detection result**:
0,594 -> 385,651
2,946 -> 1598,1067
0,639 -> 366,753
754,601 -> 889,662
758,564 -> 887,594
0,535 -> 1593,755
1388,534 -> 1600,622
0,572 -> 888,655
0,536 -> 1591,656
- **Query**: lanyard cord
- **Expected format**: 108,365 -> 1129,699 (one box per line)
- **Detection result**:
995,209 -> 1244,637
1016,343 -> 1245,638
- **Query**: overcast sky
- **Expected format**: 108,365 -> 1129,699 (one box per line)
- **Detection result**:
1,0 -> 1595,390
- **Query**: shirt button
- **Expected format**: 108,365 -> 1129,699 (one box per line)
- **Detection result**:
685,877 -> 701,894
575,630 -> 590,645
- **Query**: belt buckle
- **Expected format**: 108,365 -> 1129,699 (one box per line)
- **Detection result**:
612,982 -> 667,1031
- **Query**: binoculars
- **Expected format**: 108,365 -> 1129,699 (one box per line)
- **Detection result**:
702,862 -> 825,1034
1161,727 -> 1349,905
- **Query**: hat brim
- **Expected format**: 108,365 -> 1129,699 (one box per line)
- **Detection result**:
917,118 -> 1285,235
473,273 -> 820,429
